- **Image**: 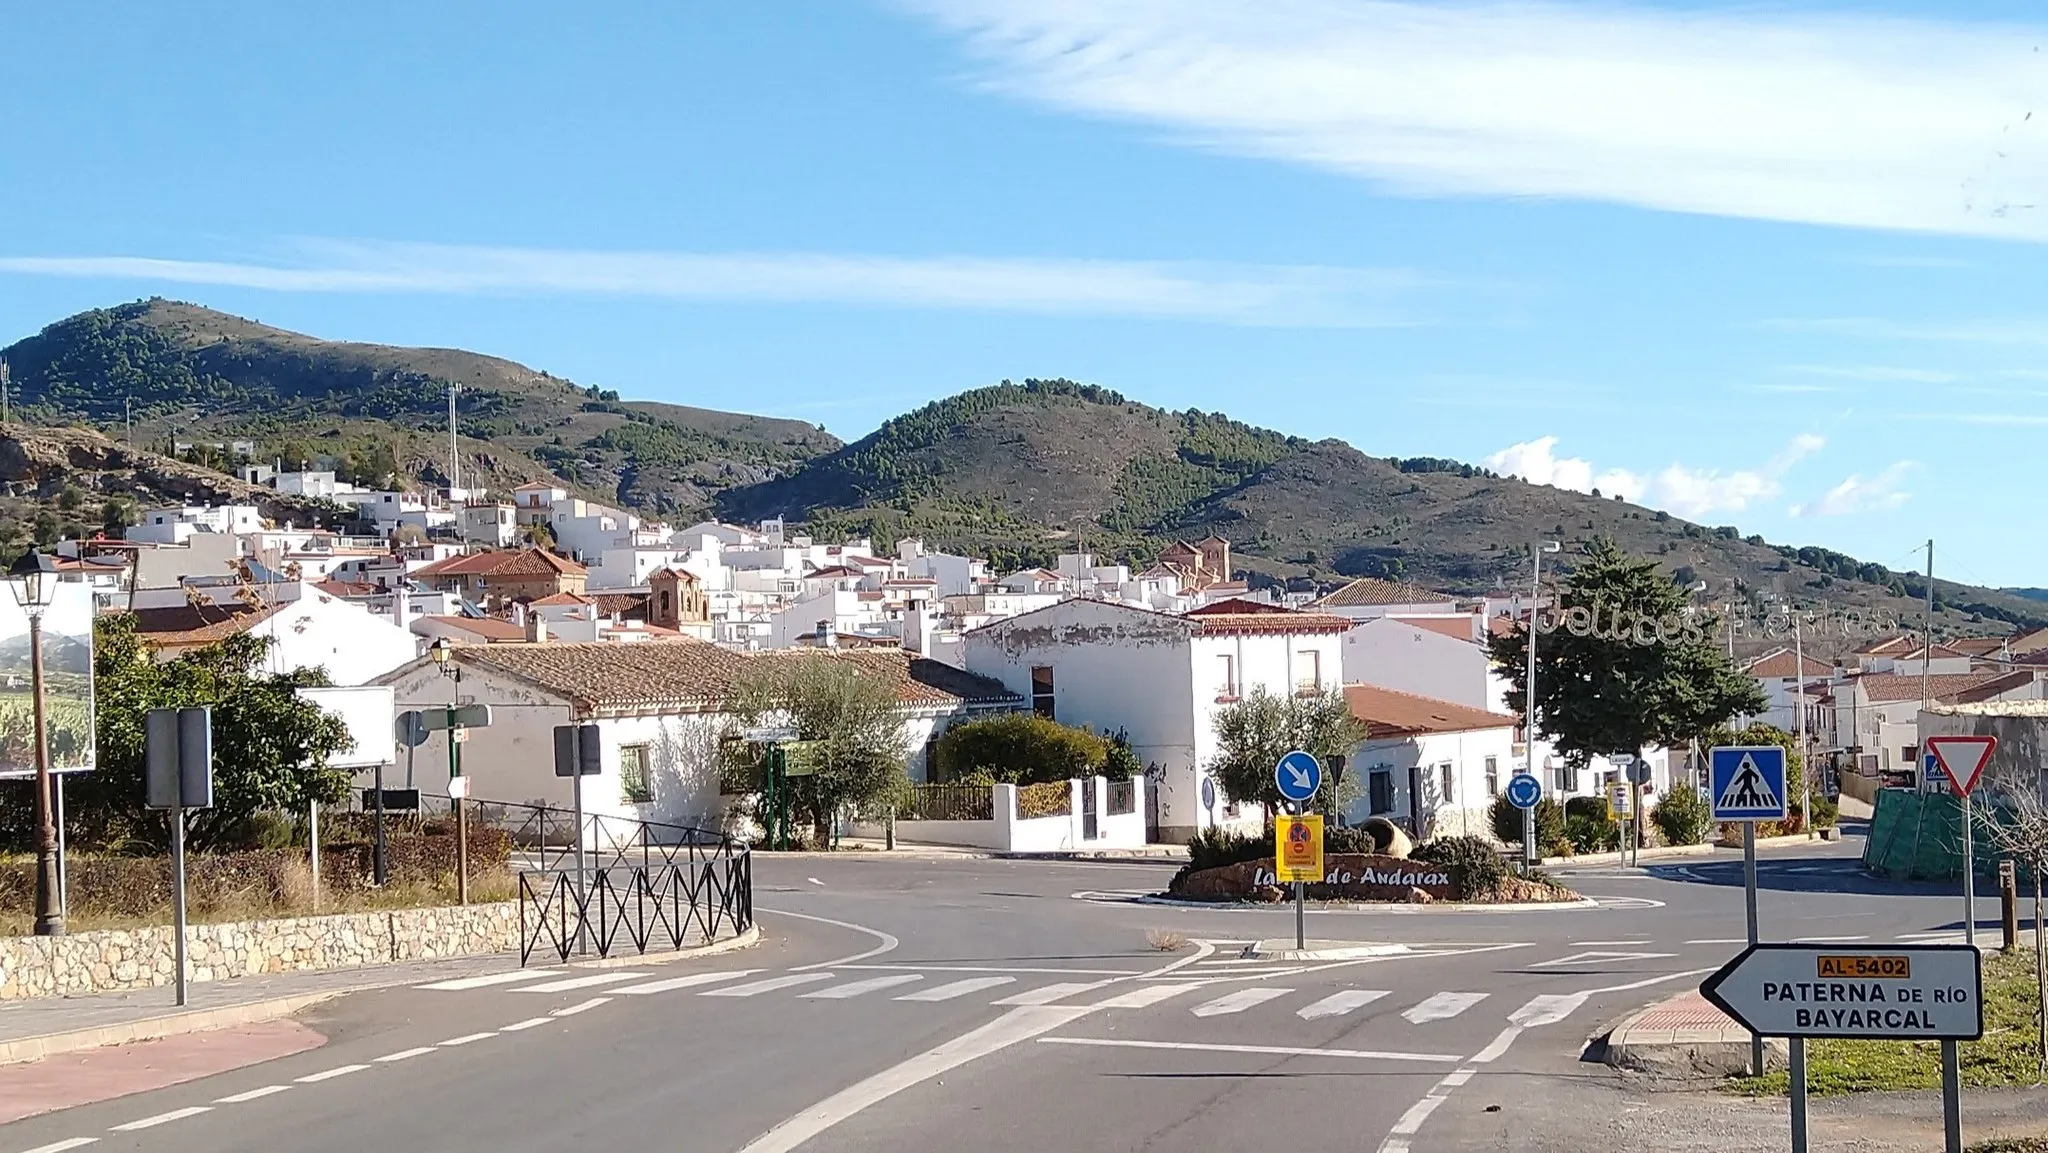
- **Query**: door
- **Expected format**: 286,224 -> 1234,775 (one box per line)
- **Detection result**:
1406,765 -> 1423,838
1081,777 -> 1099,840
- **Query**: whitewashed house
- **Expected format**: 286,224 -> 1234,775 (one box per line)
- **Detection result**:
962,597 -> 1350,842
1313,577 -> 1461,621
372,643 -> 1019,834
1342,683 -> 1518,840
1339,616 -> 1492,710
129,504 -> 264,545
128,581 -> 419,685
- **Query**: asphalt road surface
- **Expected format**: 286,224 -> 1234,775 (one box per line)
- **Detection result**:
0,830 -> 1992,1153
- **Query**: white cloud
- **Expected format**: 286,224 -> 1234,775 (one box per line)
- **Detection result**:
1790,462 -> 1916,516
0,240 -> 1421,328
1484,433 -> 1822,519
901,0 -> 2048,240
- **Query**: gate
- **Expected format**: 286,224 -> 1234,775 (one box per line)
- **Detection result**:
1081,777 -> 1099,840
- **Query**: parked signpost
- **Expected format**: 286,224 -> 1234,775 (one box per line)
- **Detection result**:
1711,744 -> 1789,1077
1702,943 -> 1982,1153
144,707 -> 213,1008
1607,779 -> 1636,865
553,723 -> 602,955
1505,772 -> 1542,864
423,703 -> 492,903
1273,750 -> 1323,952
1927,735 -> 1998,949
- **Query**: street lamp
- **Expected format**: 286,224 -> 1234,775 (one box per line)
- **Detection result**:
1781,603 -> 1812,838
1521,541 -> 1562,867
11,550 -> 61,935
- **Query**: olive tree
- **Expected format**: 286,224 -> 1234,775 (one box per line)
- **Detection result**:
730,654 -> 910,848
1208,687 -> 1366,824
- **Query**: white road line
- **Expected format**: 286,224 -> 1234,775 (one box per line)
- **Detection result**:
1685,938 -> 1750,945
373,1047 -> 437,1063
500,1017 -> 555,1032
1442,1068 -> 1474,1088
804,974 -> 925,999
214,1085 -> 291,1103
1377,1068 -> 1466,1153
295,1065 -> 368,1083
1529,951 -> 1675,969
1509,993 -> 1590,1028
110,1106 -> 212,1131
842,964 -> 1136,976
1039,1037 -> 1459,1063
1401,992 -> 1487,1024
612,970 -> 758,995
1571,940 -> 1651,946
703,972 -> 836,998
1795,935 -> 1869,943
551,996 -> 612,1016
764,908 -> 901,970
991,981 -> 1109,1006
512,971 -> 649,993
1190,987 -> 1293,1018
1468,1026 -> 1522,1064
21,1140 -> 98,1153
1298,989 -> 1389,1020
438,1032 -> 496,1047
897,977 -> 1016,1002
415,968 -> 566,991
737,1004 -> 1097,1153
1093,983 -> 1202,1010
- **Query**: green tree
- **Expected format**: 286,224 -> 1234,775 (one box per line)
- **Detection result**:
934,713 -> 1107,784
731,654 -> 910,847
1208,687 -> 1367,822
1488,539 -> 1764,765
69,615 -> 354,852
99,499 -> 133,538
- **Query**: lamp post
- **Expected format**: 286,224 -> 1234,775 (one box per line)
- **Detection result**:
12,551 -> 62,935
1522,541 -> 1562,867
428,637 -> 468,904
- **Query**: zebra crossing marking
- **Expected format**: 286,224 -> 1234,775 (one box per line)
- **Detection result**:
1094,983 -> 1203,1010
416,968 -> 567,991
513,972 -> 652,994
702,972 -> 837,998
613,970 -> 759,995
803,974 -> 925,999
1297,989 -> 1389,1020
1191,988 -> 1294,1018
896,977 -> 1017,1002
1401,992 -> 1487,1024
992,981 -> 1109,1006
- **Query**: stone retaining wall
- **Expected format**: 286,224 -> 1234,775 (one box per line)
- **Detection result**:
0,902 -> 519,1001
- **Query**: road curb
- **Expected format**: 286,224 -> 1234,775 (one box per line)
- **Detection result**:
0,989 -> 356,1068
1116,892 -> 1601,913
1601,990 -> 1785,1077
996,850 -> 1189,862
563,924 -> 763,970
1545,832 -> 1833,869
1242,939 -> 1409,961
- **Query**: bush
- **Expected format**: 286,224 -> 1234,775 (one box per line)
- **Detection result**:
1651,786 -> 1714,846
1811,795 -> 1839,829
1100,728 -> 1141,781
1412,834 -> 1507,898
934,714 -> 1109,784
1323,824 -> 1379,856
1565,812 -> 1621,854
1489,794 -> 1564,852
1185,827 -> 1269,874
1563,795 -> 1610,823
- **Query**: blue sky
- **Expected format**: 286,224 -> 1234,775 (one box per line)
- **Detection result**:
3,1 -> 2046,585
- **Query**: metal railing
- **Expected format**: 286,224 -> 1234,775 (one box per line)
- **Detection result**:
903,783 -> 994,822
518,851 -> 752,966
1106,779 -> 1136,816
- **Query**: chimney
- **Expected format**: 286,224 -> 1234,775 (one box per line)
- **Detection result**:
526,612 -> 548,643
904,598 -> 934,659
392,583 -> 411,631
817,619 -> 836,649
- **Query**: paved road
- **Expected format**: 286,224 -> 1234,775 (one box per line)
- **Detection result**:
0,833 -> 1993,1153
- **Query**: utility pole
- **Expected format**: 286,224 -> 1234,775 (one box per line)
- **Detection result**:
1,357 -> 11,425
1922,538 -> 1934,716
1522,541 -> 1561,865
447,382 -> 461,496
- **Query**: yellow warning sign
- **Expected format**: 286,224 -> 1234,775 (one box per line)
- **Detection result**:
1275,814 -> 1324,883
1607,782 -> 1635,821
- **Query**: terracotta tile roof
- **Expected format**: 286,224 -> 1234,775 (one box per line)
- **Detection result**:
1344,684 -> 1519,737
1185,597 -> 1296,616
1951,670 -> 2044,704
313,579 -> 380,597
414,548 -> 587,579
1898,642 -> 1973,661
1185,603 -> 1353,636
1488,614 -> 1520,638
1854,634 -> 1918,657
806,566 -> 861,580
529,591 -> 594,607
1947,637 -> 2011,657
418,615 -> 527,642
591,592 -> 650,619
1745,647 -> 1834,678
129,603 -> 284,649
1398,616 -> 1480,642
1316,577 -> 1455,608
839,555 -> 890,568
1852,672 -> 2011,703
453,642 -> 1020,712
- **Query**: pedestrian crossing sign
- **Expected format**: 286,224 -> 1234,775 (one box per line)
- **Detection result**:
1275,814 -> 1324,883
1709,745 -> 1788,822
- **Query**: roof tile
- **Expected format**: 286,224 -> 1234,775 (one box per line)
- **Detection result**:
1344,684 -> 1519,737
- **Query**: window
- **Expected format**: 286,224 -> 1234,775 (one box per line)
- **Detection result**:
1439,762 -> 1455,804
1216,655 -> 1237,700
1558,762 -> 1580,793
1484,756 -> 1500,797
660,589 -> 673,616
1369,768 -> 1394,815
618,744 -> 654,804
1031,665 -> 1055,719
1296,650 -> 1321,694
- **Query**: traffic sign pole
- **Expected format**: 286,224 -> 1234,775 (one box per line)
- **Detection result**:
1790,1037 -> 1809,1153
1744,820 -> 1762,1076
1942,1040 -> 1963,1153
1929,736 -> 1999,951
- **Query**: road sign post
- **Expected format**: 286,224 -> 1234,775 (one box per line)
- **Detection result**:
146,707 -> 214,1008
1273,750 -> 1323,952
1274,812 -> 1324,952
1702,943 -> 1982,1153
1928,736 -> 1997,950
554,723 -> 602,955
1505,772 -> 1542,867
1711,745 -> 1789,1076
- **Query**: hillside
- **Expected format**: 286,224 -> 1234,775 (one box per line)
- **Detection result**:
0,299 -> 839,518
2,302 -> 2039,638
721,380 -> 2048,635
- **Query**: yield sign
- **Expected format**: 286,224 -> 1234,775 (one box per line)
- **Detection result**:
1926,735 -> 1997,798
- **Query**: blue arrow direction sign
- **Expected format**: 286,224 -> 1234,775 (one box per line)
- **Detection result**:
1710,745 -> 1788,821
1505,772 -> 1543,810
1274,750 -> 1322,804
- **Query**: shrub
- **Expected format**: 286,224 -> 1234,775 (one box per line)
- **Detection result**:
1412,834 -> 1507,898
1811,795 -> 1839,829
1563,795 -> 1610,824
1100,728 -> 1141,781
1651,786 -> 1714,846
934,714 -> 1109,784
1565,812 -> 1621,854
1323,824 -> 1379,856
1185,827 -> 1269,874
1490,794 -> 1564,852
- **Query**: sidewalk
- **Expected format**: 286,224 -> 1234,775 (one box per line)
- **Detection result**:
1604,988 -> 1783,1077
1545,829 -> 1839,869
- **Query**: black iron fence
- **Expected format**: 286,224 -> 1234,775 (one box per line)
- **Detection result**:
903,783 -> 994,822
518,848 -> 752,966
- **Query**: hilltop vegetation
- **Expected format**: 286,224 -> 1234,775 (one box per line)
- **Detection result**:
1,299 -> 2040,636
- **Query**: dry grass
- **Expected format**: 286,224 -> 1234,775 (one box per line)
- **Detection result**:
0,865 -> 520,936
1145,927 -> 1190,952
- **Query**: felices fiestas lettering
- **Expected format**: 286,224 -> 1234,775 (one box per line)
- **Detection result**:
1761,980 -> 1958,1032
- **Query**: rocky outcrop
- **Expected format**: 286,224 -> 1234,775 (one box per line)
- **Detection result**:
0,424 -> 336,526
